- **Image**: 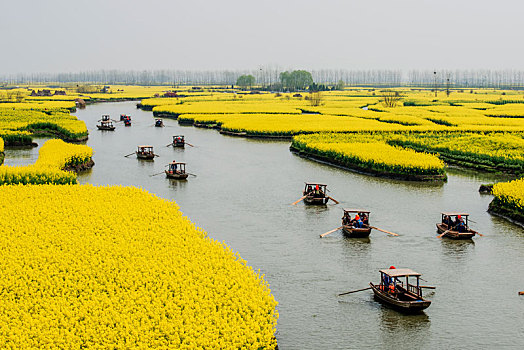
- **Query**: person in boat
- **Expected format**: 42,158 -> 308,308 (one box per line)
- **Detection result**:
360,213 -> 369,226
454,215 -> 466,232
314,184 -> 321,197
306,185 -> 313,195
442,215 -> 452,229
342,212 -> 352,225
353,215 -> 363,228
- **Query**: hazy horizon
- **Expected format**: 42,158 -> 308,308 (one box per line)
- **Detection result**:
1,0 -> 523,74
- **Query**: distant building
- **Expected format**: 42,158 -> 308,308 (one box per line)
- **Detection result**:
164,91 -> 178,97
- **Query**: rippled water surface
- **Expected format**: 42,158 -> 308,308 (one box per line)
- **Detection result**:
6,101 -> 524,349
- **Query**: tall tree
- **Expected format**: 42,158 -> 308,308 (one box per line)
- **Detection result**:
236,74 -> 255,89
279,70 -> 313,91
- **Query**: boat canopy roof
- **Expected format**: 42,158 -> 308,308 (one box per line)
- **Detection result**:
441,212 -> 469,216
169,162 -> 185,165
304,183 -> 327,186
173,135 -> 184,138
344,208 -> 370,213
138,145 -> 153,148
380,268 -> 421,277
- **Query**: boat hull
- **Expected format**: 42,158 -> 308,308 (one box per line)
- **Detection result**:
436,223 -> 476,239
342,225 -> 372,238
173,142 -> 185,148
303,194 -> 328,205
165,171 -> 188,179
370,283 -> 431,313
97,126 -> 115,131
136,153 -> 155,160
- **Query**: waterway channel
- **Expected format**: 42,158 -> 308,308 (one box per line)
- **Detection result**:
5,101 -> 524,349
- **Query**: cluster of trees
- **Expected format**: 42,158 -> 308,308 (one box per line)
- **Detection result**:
3,69 -> 524,89
278,70 -> 313,91
236,75 -> 255,89
309,80 -> 345,92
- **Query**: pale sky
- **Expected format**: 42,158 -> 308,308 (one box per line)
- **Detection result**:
1,0 -> 522,74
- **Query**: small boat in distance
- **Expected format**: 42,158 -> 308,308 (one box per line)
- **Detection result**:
303,183 -> 330,205
120,114 -> 131,121
124,117 -> 131,126
342,209 -> 372,238
165,161 -> 189,180
100,114 -> 111,122
155,119 -> 164,127
437,212 -> 478,239
97,120 -> 115,131
370,268 -> 432,313
136,145 -> 156,160
172,135 -> 185,148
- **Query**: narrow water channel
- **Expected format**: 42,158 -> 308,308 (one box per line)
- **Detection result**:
6,101 -> 524,349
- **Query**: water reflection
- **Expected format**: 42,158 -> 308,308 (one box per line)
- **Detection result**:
379,306 -> 431,344
167,178 -> 188,190
342,236 -> 371,251
440,238 -> 475,260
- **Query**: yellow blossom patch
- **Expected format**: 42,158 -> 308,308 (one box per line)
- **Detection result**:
0,185 -> 278,348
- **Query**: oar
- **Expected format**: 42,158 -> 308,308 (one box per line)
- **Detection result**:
187,173 -> 197,177
165,143 -> 173,147
292,196 -> 307,205
154,154 -> 160,157
184,142 -> 195,147
519,291 -> 524,295
475,231 -> 484,237
437,229 -> 451,239
420,285 -> 436,289
124,152 -> 135,157
368,226 -> 399,236
149,172 -> 165,177
338,287 -> 372,296
320,226 -> 342,238
328,196 -> 339,204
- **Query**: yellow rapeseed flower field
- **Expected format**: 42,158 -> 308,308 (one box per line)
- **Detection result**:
0,139 -> 92,185
292,133 -> 445,177
0,184 -> 278,348
492,178 -> 524,211
0,109 -> 87,144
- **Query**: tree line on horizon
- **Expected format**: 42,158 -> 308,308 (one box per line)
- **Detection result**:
2,68 -> 524,89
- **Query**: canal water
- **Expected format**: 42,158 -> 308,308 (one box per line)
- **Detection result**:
5,101 -> 524,349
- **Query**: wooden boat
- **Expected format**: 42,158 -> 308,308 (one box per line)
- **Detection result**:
120,114 -> 131,121
155,119 -> 164,127
370,268 -> 431,313
101,114 -> 111,121
172,135 -> 185,148
136,145 -> 156,160
436,212 -> 477,239
165,162 -> 189,179
342,209 -> 372,238
124,118 -> 131,126
97,120 -> 115,131
303,183 -> 329,205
